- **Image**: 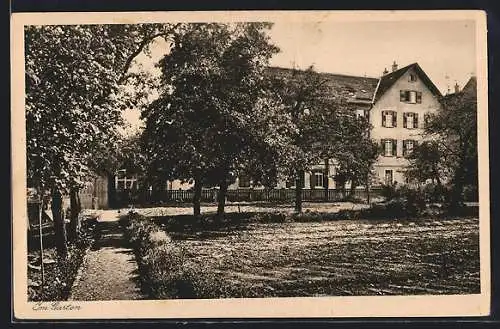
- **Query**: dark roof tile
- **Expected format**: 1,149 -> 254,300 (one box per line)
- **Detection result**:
373,63 -> 442,102
266,66 -> 379,102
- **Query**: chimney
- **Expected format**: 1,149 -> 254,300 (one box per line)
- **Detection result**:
382,67 -> 389,75
454,82 -> 460,94
391,61 -> 398,72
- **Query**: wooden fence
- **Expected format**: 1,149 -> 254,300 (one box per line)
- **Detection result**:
114,188 -> 384,206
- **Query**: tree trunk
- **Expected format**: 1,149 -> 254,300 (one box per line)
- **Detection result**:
52,188 -> 68,259
107,172 -> 116,209
193,176 -> 202,217
294,169 -> 303,213
449,163 -> 466,214
68,186 -> 81,242
324,159 -> 329,201
365,173 -> 371,205
349,180 -> 358,199
217,179 -> 229,220
336,175 -> 346,200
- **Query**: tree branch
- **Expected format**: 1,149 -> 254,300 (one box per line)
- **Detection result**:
117,24 -> 181,85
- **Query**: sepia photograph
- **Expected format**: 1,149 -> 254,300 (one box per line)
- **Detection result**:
11,10 -> 489,319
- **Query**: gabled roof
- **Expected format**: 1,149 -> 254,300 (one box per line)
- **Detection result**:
372,63 -> 442,103
443,76 -> 477,101
266,66 -> 379,104
462,76 -> 477,94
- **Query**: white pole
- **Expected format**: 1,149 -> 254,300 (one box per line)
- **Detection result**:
38,194 -> 45,288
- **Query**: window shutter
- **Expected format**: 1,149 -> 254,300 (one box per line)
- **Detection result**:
310,172 -> 316,188
403,112 -> 407,128
380,139 -> 385,155
400,90 -> 405,102
392,139 -> 397,157
392,111 -> 397,127
414,113 -> 419,128
403,140 -> 407,156
381,111 -> 386,127
416,92 -> 422,103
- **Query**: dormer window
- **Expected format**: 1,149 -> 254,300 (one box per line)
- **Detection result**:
409,74 -> 417,82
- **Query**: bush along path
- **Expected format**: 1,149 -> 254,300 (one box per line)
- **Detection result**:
68,210 -> 144,301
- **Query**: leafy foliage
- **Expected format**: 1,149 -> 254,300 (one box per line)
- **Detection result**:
25,24 -> 179,191
142,23 -> 287,215
406,79 -> 478,210
25,24 -> 179,257
269,66 -> 378,210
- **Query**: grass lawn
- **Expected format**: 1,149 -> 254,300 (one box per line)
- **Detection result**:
131,201 -> 371,217
153,216 -> 480,297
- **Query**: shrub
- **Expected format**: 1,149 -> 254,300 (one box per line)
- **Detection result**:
422,183 -> 449,203
398,186 -> 427,217
28,217 -> 96,301
123,214 -> 231,299
463,185 -> 479,202
380,183 -> 401,201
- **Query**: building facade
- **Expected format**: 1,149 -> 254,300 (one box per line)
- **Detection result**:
369,62 -> 443,185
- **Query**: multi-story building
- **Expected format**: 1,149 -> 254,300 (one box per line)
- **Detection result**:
369,62 -> 443,185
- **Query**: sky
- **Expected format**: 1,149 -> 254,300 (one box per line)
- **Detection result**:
122,19 -> 477,133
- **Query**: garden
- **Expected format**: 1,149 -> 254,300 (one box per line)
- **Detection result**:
120,202 -> 480,299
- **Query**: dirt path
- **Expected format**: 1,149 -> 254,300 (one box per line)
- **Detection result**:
68,210 -> 144,301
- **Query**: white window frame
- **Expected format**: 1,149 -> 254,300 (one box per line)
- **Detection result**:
406,140 -> 414,154
384,140 -> 393,157
385,112 -> 393,127
115,169 -> 138,190
404,140 -> 415,157
313,172 -> 324,188
407,112 -> 415,129
385,169 -> 393,185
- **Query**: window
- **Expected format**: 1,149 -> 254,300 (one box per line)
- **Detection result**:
287,172 -> 305,188
381,139 -> 397,157
238,175 -> 250,188
385,170 -> 393,185
403,112 -> 419,129
381,110 -> 397,128
311,171 -> 325,188
424,113 -> 431,128
400,90 -> 422,104
403,139 -> 415,157
115,169 -> 138,191
409,74 -> 417,82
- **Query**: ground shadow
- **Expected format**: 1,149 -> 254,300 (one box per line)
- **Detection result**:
91,221 -> 129,250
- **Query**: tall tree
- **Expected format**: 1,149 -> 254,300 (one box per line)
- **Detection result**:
268,66 -> 333,212
405,140 -> 446,186
269,67 -> 375,211
330,111 -> 378,200
411,80 -> 477,212
25,23 -> 179,256
142,23 -> 283,219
